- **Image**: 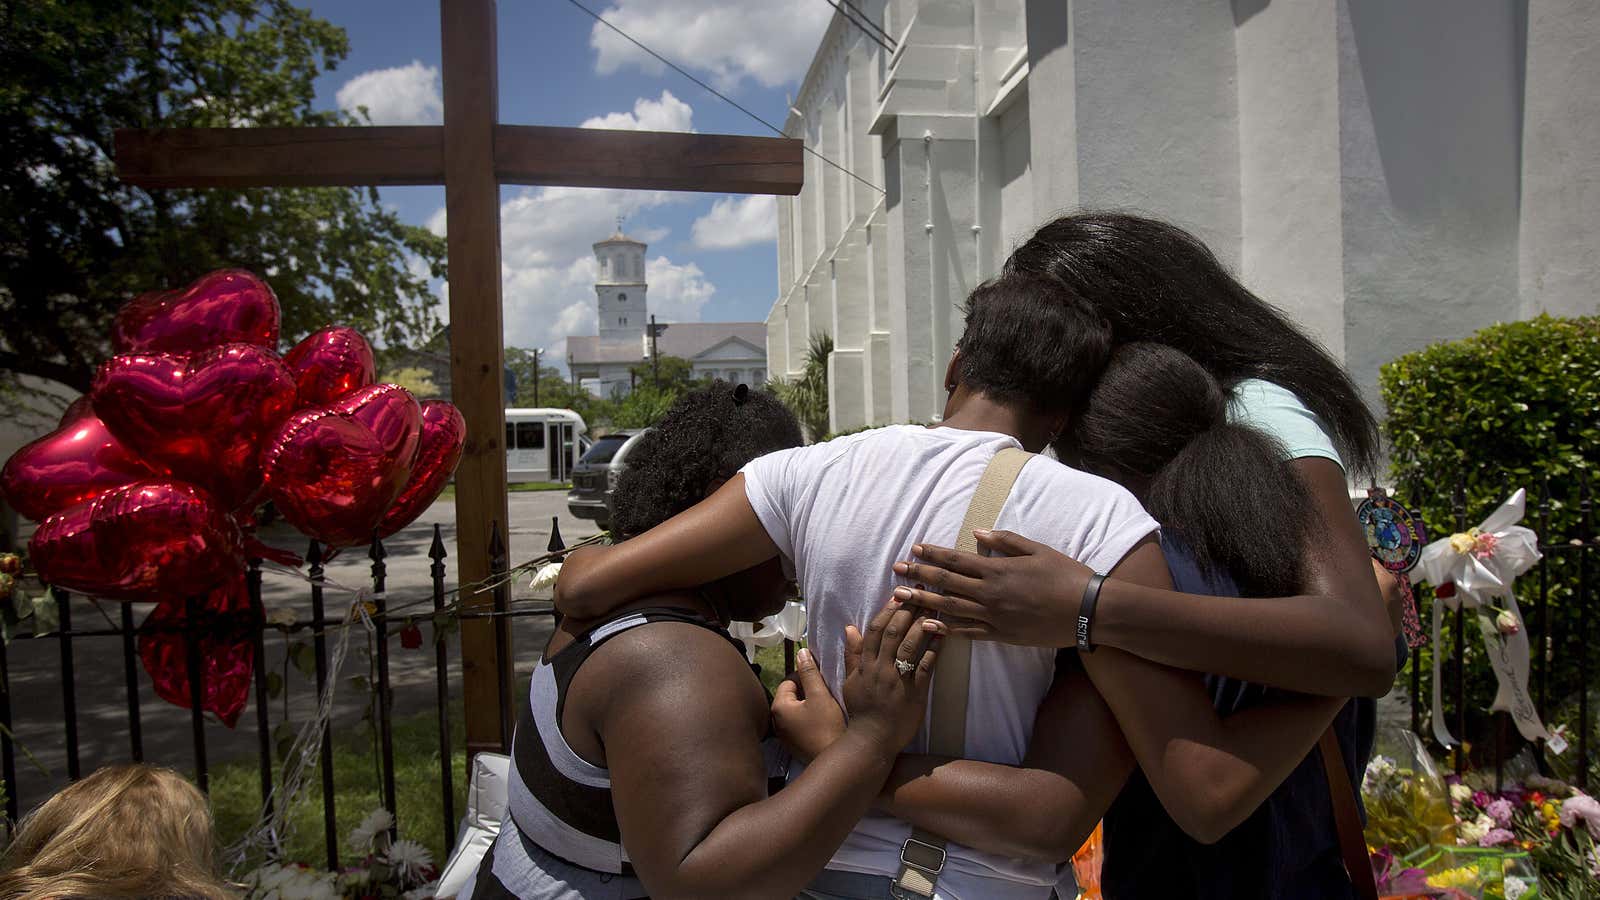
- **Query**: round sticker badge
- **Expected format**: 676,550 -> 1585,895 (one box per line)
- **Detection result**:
1358,487 -> 1426,574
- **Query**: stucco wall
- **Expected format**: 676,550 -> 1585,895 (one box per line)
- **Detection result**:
1519,0 -> 1600,318
1338,0 -> 1526,407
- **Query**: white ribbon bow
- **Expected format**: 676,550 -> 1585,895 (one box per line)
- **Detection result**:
729,601 -> 808,663
1415,488 -> 1549,747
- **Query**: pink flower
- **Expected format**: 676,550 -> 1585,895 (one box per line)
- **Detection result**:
1479,827 -> 1515,847
1472,531 -> 1499,559
1559,793 -> 1600,840
1473,790 -> 1492,808
1486,798 -> 1515,826
1496,609 -> 1521,636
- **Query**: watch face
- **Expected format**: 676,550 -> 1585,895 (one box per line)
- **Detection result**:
1358,487 -> 1426,574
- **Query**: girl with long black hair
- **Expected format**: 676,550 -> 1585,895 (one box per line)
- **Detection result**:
903,211 -> 1399,698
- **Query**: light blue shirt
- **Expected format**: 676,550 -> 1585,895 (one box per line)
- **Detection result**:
1227,378 -> 1344,469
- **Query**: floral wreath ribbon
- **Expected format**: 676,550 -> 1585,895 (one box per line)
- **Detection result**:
1415,488 -> 1551,749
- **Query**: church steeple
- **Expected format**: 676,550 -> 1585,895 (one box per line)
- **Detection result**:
594,227 -> 647,342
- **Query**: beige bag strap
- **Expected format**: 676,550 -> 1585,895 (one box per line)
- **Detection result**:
1320,726 -> 1380,900
893,446 -> 1032,900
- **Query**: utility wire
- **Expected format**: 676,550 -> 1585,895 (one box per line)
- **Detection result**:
561,0 -> 885,195
839,0 -> 898,48
821,0 -> 895,54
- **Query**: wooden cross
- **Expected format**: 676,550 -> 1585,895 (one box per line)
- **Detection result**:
114,0 -> 801,756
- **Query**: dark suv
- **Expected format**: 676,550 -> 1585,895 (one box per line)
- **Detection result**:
565,429 -> 650,530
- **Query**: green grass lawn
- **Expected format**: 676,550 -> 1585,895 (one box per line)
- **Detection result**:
209,643 -> 795,871
435,481 -> 570,501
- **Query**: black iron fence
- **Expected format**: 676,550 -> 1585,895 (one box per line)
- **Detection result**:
0,521 -> 543,870
1404,472 -> 1598,790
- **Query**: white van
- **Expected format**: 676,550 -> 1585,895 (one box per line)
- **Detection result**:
504,408 -> 588,483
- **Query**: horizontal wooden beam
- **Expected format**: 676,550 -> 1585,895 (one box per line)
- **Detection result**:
493,125 -> 803,195
114,127 -> 445,188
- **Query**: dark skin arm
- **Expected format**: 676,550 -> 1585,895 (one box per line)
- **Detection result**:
591,603 -> 935,900
778,537 -> 1348,851
774,642 -> 1135,863
896,458 -> 1399,696
555,475 -> 775,619
1078,536 -> 1346,843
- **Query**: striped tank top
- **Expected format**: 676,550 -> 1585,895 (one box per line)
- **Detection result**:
464,607 -> 789,900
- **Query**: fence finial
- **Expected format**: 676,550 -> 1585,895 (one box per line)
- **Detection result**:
548,516 -> 565,553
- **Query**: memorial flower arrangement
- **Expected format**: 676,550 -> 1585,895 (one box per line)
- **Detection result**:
241,808 -> 438,900
1362,732 -> 1600,899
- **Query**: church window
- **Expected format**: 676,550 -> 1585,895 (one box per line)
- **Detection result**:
618,292 -> 627,303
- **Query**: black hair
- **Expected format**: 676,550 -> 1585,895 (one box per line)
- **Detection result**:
609,382 -> 803,539
1063,343 -> 1315,597
1006,212 -> 1379,474
956,275 -> 1113,414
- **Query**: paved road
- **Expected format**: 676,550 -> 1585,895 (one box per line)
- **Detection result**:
4,489 -> 604,813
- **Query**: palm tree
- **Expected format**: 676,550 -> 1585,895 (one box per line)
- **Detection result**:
767,332 -> 832,441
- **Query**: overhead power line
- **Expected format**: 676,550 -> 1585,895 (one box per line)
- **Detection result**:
839,0 -> 898,49
820,0 -> 895,54
560,0 -> 885,195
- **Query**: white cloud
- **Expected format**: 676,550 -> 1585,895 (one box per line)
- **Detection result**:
691,195 -> 777,250
421,94 -> 724,360
579,90 -> 695,132
336,61 -> 443,125
589,0 -> 831,91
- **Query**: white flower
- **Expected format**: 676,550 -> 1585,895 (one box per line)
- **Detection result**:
1361,756 -> 1397,795
386,838 -> 435,886
348,807 -> 395,852
241,863 -> 338,900
1450,783 -> 1473,803
528,562 -> 562,592
1458,812 -> 1494,845
1504,875 -> 1530,900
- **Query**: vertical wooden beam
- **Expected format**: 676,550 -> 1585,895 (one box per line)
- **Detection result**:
441,0 -> 513,755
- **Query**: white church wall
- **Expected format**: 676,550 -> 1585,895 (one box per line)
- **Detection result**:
1337,0 -> 1526,407
1519,0 -> 1600,319
1024,0 -> 1079,217
1070,0 -> 1243,268
1235,0 -> 1346,359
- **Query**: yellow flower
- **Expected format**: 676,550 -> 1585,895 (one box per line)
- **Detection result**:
1432,866 -> 1481,888
1450,530 -> 1479,554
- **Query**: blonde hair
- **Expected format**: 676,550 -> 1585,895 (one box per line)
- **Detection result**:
0,763 -> 237,899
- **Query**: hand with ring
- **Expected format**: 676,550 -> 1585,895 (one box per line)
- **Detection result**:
773,598 -> 942,761
840,598 -> 942,752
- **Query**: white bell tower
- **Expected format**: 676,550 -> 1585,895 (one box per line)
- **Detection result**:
594,221 -> 647,342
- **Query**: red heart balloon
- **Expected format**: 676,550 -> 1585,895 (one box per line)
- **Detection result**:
262,384 -> 423,547
138,575 -> 255,728
379,400 -> 465,537
284,326 -> 376,407
92,344 -> 298,511
113,269 -> 281,354
1,397 -> 159,521
29,479 -> 244,601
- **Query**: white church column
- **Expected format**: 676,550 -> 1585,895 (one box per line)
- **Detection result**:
1234,0 -> 1346,359
1024,0 -> 1079,218
829,233 -> 871,433
1336,0 -> 1525,407
865,217 -> 894,425
1519,0 -> 1600,318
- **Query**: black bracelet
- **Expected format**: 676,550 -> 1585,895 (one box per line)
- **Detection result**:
1076,573 -> 1107,653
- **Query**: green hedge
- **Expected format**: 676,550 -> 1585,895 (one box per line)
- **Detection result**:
1380,314 -> 1600,768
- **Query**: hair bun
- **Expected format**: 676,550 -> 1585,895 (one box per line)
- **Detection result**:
732,383 -> 750,405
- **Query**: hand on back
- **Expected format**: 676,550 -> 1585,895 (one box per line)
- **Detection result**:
773,599 -> 941,759
891,529 -> 1088,648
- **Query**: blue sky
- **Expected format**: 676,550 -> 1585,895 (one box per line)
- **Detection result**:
299,0 -> 831,362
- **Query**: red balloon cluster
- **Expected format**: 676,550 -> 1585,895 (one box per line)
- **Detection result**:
0,269 -> 467,724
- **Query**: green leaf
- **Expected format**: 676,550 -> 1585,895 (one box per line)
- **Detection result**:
266,671 -> 284,699
31,595 -> 58,636
273,721 -> 298,762
288,641 -> 317,678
